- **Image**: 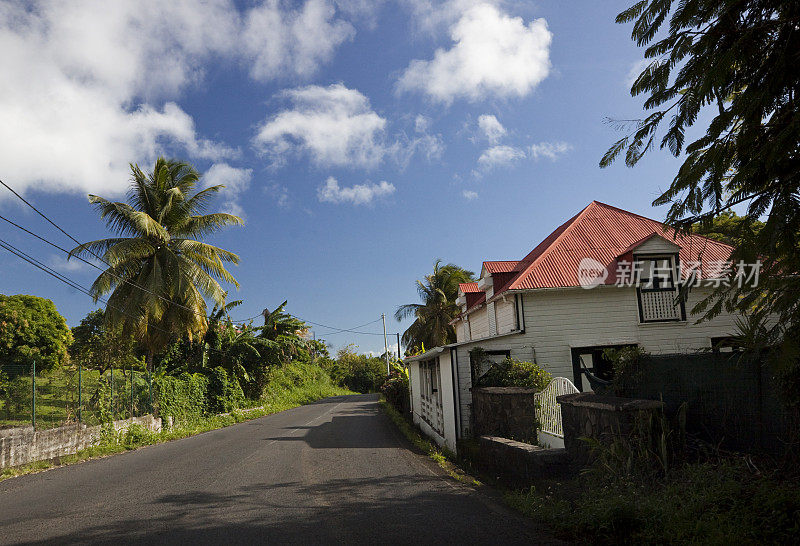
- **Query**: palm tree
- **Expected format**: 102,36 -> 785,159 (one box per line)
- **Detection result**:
70,158 -> 242,371
395,260 -> 475,352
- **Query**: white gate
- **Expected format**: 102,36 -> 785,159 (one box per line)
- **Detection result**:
535,377 -> 579,438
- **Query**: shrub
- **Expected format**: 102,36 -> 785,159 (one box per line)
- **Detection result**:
153,372 -> 208,424
322,345 -> 387,393
205,367 -> 245,414
381,363 -> 409,413
476,357 -> 552,390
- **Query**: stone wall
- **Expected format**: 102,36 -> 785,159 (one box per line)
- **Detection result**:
471,387 -> 537,441
477,436 -> 572,485
558,392 -> 664,464
0,415 -> 161,469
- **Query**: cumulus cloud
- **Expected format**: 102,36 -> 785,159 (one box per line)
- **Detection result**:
0,1 -> 245,197
317,176 -> 395,205
478,145 -> 526,168
477,114 -> 506,143
253,84 -> 388,168
243,0 -> 355,81
529,141 -> 572,161
397,3 -> 552,103
202,163 -> 254,218
462,190 -> 478,200
0,1 -> 358,198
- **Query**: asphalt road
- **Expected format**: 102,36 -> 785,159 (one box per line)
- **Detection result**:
0,394 -> 558,545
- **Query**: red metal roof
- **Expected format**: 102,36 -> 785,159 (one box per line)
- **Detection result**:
495,201 -> 734,293
482,261 -> 521,273
458,282 -> 482,293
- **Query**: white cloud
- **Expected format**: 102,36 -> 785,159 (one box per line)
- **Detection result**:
397,3 -> 552,103
243,0 -> 355,82
477,114 -> 506,143
253,84 -> 388,168
478,145 -> 526,167
202,163 -> 253,218
317,176 -> 395,205
48,254 -> 91,274
529,141 -> 572,161
0,1 -> 359,199
462,190 -> 478,200
0,1 -> 243,198
625,58 -> 651,89
414,115 -> 431,133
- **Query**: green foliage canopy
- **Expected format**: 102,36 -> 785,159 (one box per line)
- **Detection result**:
70,309 -> 140,372
70,158 -> 242,368
604,1 -> 800,373
0,294 -> 72,372
395,259 -> 475,351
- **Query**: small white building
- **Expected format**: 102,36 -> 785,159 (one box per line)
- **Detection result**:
406,201 -> 741,453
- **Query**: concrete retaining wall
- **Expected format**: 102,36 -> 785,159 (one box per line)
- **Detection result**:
0,415 -> 161,469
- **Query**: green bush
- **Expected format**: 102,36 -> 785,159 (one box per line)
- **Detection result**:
153,372 -> 208,424
206,367 -> 245,414
322,345 -> 387,393
381,362 -> 409,413
476,357 -> 552,390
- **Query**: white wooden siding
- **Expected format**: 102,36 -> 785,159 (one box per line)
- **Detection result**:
494,297 -> 517,335
635,236 -> 680,254
450,285 -> 739,438
487,301 -> 497,336
468,306 -> 490,339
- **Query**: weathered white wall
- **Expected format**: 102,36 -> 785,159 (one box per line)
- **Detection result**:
450,285 -> 740,438
408,352 -> 457,453
466,306 -> 490,340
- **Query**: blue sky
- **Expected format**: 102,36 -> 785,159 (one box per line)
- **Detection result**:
0,0 -> 686,355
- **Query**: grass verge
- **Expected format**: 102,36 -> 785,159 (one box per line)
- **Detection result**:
379,398 -> 480,486
1,362 -> 352,482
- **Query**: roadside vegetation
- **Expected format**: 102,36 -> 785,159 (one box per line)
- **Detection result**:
506,453 -> 800,544
1,361 -> 352,482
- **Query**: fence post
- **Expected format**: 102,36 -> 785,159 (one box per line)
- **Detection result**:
78,364 -> 82,423
31,360 -> 36,430
110,366 -> 114,420
148,372 -> 153,415
130,367 -> 134,418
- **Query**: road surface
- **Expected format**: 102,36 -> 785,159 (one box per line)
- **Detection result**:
0,394 -> 558,545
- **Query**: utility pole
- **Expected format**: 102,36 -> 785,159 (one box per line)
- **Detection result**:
396,332 -> 401,360
382,313 -> 390,374
312,331 -> 316,365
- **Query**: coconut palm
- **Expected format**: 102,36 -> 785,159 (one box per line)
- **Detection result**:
395,260 -> 475,352
70,158 -> 242,371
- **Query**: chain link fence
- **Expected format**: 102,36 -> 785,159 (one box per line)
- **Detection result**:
0,362 -> 153,430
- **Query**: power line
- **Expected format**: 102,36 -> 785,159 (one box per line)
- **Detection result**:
0,236 -> 236,360
0,178 -> 221,324
1,178 -> 400,345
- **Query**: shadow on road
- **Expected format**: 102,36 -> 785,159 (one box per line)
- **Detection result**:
19,474 -> 549,545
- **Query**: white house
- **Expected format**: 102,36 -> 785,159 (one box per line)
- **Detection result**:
406,201 -> 741,453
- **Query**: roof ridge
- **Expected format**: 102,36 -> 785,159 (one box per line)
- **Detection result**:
591,200 -> 733,250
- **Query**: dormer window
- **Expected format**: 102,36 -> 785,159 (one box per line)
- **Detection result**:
635,255 -> 685,323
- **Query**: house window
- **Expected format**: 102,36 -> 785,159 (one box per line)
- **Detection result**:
469,349 -> 510,386
635,255 -> 685,323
